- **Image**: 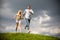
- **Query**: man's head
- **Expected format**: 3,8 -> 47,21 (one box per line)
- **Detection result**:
27,5 -> 31,9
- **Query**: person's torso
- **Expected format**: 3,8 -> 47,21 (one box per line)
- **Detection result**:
16,14 -> 21,20
25,9 -> 32,19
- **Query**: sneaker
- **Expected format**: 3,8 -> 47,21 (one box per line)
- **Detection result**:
28,31 -> 30,33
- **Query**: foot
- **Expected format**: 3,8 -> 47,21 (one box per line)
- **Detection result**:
28,31 -> 30,33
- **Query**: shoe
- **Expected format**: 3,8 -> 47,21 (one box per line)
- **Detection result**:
28,31 -> 30,33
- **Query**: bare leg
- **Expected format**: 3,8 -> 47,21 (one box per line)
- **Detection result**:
25,27 -> 26,29
20,24 -> 22,32
16,22 -> 19,32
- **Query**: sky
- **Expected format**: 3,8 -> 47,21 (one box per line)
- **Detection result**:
0,0 -> 60,37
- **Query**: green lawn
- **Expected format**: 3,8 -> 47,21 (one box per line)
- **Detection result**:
0,33 -> 60,40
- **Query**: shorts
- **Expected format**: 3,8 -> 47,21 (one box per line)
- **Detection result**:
16,20 -> 21,24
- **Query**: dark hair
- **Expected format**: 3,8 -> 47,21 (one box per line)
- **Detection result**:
27,5 -> 31,8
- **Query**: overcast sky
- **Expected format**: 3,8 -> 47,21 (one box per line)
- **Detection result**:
0,0 -> 60,37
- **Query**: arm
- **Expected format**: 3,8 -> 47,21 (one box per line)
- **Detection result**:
13,15 -> 16,19
23,10 -> 26,16
13,12 -> 18,19
29,9 -> 34,15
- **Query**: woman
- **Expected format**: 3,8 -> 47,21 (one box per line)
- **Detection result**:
14,10 -> 22,32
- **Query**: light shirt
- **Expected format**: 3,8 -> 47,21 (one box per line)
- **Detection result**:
24,9 -> 34,19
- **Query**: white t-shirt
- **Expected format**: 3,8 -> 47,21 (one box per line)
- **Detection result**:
24,9 -> 34,19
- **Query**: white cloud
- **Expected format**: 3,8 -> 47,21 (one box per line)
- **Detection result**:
31,27 -> 60,35
0,1 -> 15,19
5,26 -> 15,31
0,0 -> 16,32
0,25 -> 15,32
30,10 -> 60,35
31,31 -> 39,34
39,10 -> 51,24
32,10 -> 51,24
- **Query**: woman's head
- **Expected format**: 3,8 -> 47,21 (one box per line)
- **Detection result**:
18,10 -> 22,14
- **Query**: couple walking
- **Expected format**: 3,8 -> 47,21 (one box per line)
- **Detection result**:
14,5 -> 34,33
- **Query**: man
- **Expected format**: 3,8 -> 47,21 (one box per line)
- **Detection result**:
23,5 -> 34,33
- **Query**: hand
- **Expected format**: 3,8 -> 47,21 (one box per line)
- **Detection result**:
29,11 -> 32,14
13,16 -> 15,19
29,11 -> 33,15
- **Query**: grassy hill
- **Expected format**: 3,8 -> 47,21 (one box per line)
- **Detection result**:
0,33 -> 60,40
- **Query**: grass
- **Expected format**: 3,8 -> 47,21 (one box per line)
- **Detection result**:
0,33 -> 60,40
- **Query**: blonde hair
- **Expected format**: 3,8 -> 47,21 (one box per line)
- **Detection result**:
18,10 -> 22,14
16,10 -> 22,20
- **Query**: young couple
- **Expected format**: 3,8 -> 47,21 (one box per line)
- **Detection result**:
14,5 -> 34,33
